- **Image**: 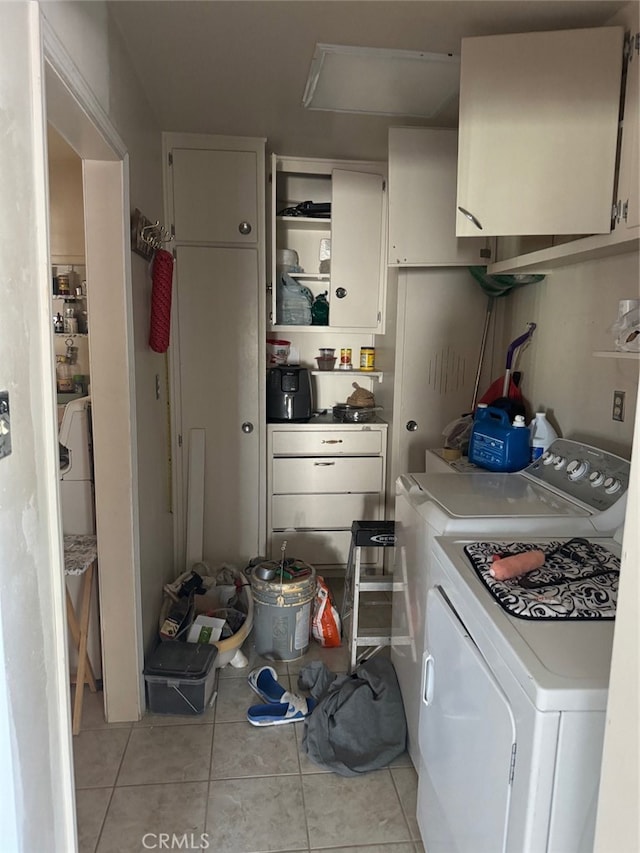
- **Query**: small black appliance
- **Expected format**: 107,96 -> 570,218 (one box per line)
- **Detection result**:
266,366 -> 313,422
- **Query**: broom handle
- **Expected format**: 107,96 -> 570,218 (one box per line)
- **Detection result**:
471,296 -> 495,411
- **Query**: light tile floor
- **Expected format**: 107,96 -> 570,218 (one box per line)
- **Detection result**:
73,589 -> 423,853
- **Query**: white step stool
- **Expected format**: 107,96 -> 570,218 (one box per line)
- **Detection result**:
341,520 -> 399,672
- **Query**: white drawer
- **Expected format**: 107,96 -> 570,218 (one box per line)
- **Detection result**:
271,493 -> 383,529
270,530 -> 379,567
271,429 -> 383,456
272,456 -> 383,495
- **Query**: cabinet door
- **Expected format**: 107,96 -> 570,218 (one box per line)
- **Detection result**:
176,246 -> 261,565
617,32 -> 639,230
171,148 -> 258,244
330,169 -> 384,329
456,27 -> 623,236
388,128 -> 487,266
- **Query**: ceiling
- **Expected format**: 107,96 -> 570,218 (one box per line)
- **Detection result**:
109,0 -> 627,161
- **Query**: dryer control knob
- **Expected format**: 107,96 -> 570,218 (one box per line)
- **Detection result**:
542,450 -> 555,465
589,471 -> 605,487
603,476 -> 622,494
567,459 -> 589,480
553,455 -> 566,469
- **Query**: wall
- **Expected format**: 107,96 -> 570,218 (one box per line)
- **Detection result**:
495,250 -> 639,458
41,1 -> 174,659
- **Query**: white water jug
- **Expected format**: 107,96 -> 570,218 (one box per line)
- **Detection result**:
529,412 -> 558,462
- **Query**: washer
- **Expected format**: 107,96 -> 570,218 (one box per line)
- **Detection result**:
391,438 -> 630,771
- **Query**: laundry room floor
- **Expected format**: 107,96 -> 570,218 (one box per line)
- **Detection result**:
72,586 -> 422,853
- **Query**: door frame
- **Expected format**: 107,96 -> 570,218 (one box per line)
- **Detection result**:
43,15 -> 144,722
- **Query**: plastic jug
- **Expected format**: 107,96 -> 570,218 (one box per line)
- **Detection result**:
529,412 -> 558,462
468,406 -> 531,472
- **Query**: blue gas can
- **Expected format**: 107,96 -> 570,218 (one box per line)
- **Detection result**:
468,406 -> 531,472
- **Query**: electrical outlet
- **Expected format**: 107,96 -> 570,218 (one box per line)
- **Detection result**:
612,390 -> 625,422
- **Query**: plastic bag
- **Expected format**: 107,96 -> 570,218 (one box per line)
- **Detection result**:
276,273 -> 313,325
311,291 -> 329,325
311,576 -> 342,647
611,306 -> 640,352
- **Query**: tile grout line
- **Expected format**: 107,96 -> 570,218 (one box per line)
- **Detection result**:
89,724 -> 134,853
388,766 -> 416,843
202,668 -> 219,846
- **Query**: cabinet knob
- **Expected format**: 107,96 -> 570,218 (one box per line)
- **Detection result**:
335,287 -> 347,299
457,206 -> 483,231
238,221 -> 252,235
406,420 -> 418,432
241,422 -> 254,433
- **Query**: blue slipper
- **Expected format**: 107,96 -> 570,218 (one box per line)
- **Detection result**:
246,692 -> 316,727
247,666 -> 285,704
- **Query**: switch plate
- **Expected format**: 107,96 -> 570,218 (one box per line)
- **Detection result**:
0,391 -> 11,459
612,390 -> 625,422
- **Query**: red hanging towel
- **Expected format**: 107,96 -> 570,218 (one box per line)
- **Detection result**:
149,249 -> 174,353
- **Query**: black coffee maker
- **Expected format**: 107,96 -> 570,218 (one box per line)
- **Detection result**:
266,366 -> 313,422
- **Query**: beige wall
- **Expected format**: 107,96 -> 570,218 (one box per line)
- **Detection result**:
495,250 -> 640,458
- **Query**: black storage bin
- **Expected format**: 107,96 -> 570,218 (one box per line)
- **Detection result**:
144,642 -> 217,715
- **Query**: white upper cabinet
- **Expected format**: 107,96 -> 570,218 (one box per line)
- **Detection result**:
170,145 -> 259,244
615,30 -> 639,231
388,127 -> 489,266
456,27 -> 624,237
270,155 -> 386,333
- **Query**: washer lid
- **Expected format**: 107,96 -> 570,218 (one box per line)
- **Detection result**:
410,472 -> 591,519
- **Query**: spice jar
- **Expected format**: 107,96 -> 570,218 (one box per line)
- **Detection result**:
57,274 -> 70,296
359,347 -> 375,371
339,348 -> 352,370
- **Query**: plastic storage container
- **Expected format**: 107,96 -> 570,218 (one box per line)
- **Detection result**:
144,641 -> 217,715
529,412 -> 558,462
468,406 -> 531,472
251,563 -> 316,661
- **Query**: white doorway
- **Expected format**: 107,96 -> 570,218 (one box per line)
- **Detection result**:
44,31 -> 144,724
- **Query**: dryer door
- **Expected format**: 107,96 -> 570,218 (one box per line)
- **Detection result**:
417,587 -> 516,853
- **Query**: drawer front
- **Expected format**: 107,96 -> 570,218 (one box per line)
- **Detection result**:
272,456 -> 383,494
271,429 -> 383,456
270,530 -> 379,567
272,493 -> 382,530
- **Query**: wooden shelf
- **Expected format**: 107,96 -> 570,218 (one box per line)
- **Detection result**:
489,228 -> 640,275
592,350 -> 640,360
288,273 -> 330,280
277,216 -> 331,228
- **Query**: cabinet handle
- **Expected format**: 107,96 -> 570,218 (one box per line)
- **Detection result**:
321,439 -> 343,444
457,206 -> 483,231
406,420 -> 418,432
238,221 -> 252,235
314,461 -> 336,466
335,287 -> 347,299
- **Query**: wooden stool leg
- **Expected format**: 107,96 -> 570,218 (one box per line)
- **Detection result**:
66,579 -> 97,693
72,562 -> 95,735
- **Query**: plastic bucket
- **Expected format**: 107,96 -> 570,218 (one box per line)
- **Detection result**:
251,565 -> 316,661
266,338 -> 291,366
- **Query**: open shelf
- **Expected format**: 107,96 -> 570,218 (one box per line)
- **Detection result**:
311,369 -> 383,383
592,350 -> 640,360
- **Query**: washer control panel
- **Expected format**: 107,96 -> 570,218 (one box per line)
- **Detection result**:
524,438 -> 630,512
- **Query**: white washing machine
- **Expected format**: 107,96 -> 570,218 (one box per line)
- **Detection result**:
391,438 -> 630,771
419,532 -> 621,853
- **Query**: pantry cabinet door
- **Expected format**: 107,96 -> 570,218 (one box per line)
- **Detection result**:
175,246 -> 261,565
330,169 -> 385,329
456,27 -> 623,236
617,32 -> 639,231
171,147 -> 259,244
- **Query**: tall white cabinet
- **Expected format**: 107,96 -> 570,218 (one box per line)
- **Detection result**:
164,133 -> 266,568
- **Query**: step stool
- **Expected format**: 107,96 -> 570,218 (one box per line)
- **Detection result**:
340,520 -> 399,672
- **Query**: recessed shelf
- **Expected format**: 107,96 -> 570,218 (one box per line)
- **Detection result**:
277,216 -> 331,228
288,273 -> 330,280
592,350 -> 640,360
311,369 -> 383,382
